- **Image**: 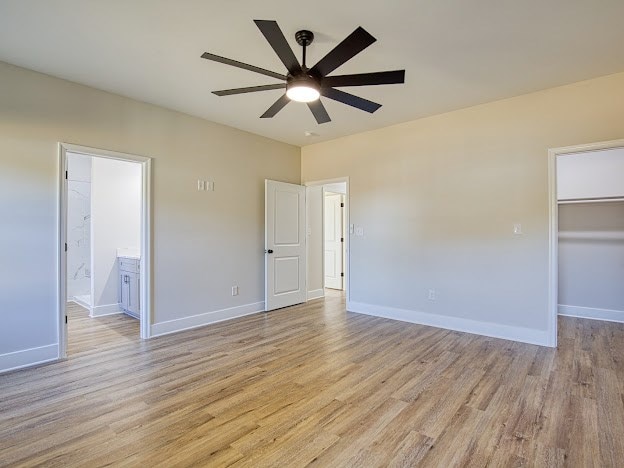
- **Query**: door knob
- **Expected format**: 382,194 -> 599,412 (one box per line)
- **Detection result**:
266,249 -> 274,254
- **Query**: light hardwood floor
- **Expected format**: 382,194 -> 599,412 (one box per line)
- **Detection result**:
1,295 -> 623,467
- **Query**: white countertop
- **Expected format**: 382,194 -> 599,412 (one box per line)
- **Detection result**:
117,247 -> 140,259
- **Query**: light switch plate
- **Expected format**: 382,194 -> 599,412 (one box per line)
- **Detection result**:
355,227 -> 364,236
513,223 -> 523,235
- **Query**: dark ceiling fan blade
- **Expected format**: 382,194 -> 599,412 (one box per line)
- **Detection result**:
254,20 -> 301,76
309,27 -> 376,78
213,83 -> 286,96
201,52 -> 286,81
321,88 -> 381,113
307,100 -> 331,124
260,94 -> 290,118
322,70 -> 405,88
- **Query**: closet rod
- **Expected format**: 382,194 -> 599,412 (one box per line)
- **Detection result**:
559,231 -> 624,241
558,196 -> 624,205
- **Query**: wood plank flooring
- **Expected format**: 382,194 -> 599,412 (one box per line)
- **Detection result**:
1,294 -> 623,467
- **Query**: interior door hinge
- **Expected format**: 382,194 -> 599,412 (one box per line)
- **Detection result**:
65,242 -> 68,252
341,237 -> 344,243
65,315 -> 68,324
340,202 -> 344,208
65,170 -> 68,180
341,272 -> 344,277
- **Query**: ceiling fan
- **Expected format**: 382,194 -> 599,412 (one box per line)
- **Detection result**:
201,20 -> 406,124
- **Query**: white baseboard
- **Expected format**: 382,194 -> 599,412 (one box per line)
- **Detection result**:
90,303 -> 122,317
151,301 -> 265,337
307,289 -> 325,300
558,304 -> 624,323
347,301 -> 552,347
72,296 -> 91,309
0,344 -> 59,374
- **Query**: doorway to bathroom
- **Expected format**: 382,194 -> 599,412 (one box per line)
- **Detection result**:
59,143 -> 152,358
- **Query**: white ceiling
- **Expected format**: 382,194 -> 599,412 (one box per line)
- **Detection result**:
1,0 -> 623,147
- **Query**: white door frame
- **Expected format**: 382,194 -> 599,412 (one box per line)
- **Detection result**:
547,138 -> 624,348
58,143 -> 152,358
304,177 -> 350,304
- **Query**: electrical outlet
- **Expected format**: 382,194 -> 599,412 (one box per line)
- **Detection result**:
231,286 -> 239,296
428,289 -> 436,301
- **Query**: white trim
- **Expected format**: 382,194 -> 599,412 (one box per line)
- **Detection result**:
140,158 -> 152,340
62,142 -> 153,164
347,301 -> 551,347
307,289 -> 325,300
0,344 -> 59,374
547,147 -> 558,348
304,177 -> 350,305
58,148 -> 68,359
547,138 -> 624,349
558,305 -> 624,323
304,177 -> 350,186
71,296 -> 91,310
151,302 -> 265,337
90,303 -> 123,317
59,142 -> 153,363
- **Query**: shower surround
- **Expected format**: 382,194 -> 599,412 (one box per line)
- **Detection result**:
67,154 -> 92,306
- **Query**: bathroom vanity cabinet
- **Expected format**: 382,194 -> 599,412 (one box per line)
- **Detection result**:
118,256 -> 140,318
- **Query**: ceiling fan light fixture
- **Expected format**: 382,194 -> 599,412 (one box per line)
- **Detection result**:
203,20 -> 406,123
286,76 -> 320,102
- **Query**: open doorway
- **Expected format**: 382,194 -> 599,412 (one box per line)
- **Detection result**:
323,184 -> 347,292
305,178 -> 349,302
548,139 -> 624,346
59,143 -> 152,358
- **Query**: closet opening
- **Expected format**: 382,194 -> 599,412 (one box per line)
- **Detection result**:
549,140 -> 624,346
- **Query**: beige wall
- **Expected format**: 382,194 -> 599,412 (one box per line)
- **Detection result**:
0,61 -> 299,363
306,185 -> 324,296
3,54 -> 624,365
302,71 -> 624,342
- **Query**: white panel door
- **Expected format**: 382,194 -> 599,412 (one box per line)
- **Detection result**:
324,193 -> 344,290
265,180 -> 306,311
